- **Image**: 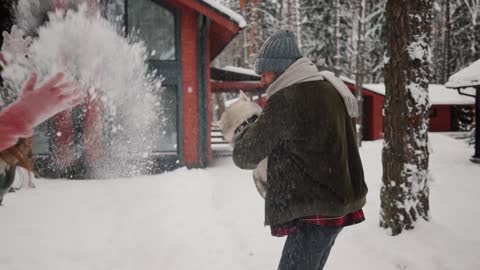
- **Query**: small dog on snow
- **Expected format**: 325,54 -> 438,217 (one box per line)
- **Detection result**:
217,91 -> 268,199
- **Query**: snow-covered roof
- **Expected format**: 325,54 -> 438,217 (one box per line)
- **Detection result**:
218,65 -> 260,77
339,75 -> 356,85
200,0 -> 246,28
446,59 -> 480,88
363,84 -> 476,105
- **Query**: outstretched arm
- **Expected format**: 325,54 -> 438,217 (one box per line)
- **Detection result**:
0,72 -> 85,151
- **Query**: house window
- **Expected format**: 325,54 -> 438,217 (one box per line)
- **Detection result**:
127,0 -> 176,60
126,0 -> 180,156
149,85 -> 178,153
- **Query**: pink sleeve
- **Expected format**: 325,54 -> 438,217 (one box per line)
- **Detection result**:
0,72 -> 84,152
0,122 -> 27,152
0,102 -> 34,152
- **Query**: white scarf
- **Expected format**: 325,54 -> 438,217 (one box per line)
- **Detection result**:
265,58 -> 359,118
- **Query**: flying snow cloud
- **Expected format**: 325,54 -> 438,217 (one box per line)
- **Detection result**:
1,1 -> 166,177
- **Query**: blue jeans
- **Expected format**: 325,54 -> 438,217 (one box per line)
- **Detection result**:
277,223 -> 343,270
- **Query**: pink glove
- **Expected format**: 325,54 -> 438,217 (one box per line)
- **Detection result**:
0,72 -> 85,151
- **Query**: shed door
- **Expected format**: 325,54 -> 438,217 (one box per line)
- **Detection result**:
362,95 -> 371,140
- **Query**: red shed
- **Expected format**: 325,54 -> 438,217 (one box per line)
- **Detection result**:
210,69 -> 475,142
348,82 -> 476,140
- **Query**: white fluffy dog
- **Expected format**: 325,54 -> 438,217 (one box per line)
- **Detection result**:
217,91 -> 268,199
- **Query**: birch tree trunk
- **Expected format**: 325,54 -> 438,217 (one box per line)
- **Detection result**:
380,0 -> 432,236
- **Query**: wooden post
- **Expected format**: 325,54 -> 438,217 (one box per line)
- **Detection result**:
472,86 -> 480,163
181,8 -> 200,167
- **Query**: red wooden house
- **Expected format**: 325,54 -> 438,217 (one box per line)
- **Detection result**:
33,0 -> 247,178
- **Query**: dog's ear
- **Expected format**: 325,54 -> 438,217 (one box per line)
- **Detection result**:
239,90 -> 249,101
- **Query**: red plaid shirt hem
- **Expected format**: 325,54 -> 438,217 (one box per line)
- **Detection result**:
270,209 -> 365,237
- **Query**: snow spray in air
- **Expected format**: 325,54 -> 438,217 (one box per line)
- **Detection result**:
1,0 -> 167,177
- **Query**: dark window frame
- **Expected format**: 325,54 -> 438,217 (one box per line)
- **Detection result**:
125,0 -> 183,159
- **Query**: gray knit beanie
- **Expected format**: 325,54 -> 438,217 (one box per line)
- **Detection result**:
254,30 -> 303,74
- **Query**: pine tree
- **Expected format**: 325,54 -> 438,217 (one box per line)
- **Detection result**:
364,0 -> 387,83
450,0 -> 480,75
299,0 -> 331,70
300,0 -> 351,73
300,0 -> 386,81
380,0 -> 432,236
214,0 -> 279,68
430,0 -> 480,84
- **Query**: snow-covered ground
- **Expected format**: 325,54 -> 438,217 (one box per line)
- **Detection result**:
1,133 -> 479,270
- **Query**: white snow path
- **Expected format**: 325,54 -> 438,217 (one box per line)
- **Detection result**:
1,133 -> 479,270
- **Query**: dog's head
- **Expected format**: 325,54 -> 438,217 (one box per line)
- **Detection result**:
217,91 -> 262,143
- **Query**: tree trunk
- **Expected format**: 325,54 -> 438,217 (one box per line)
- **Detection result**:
380,0 -> 432,236
294,0 -> 302,49
443,0 -> 451,83
240,0 -> 249,67
355,0 -> 366,146
333,0 -> 341,76
247,1 -> 259,65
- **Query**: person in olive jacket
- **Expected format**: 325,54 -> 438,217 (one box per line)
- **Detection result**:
232,30 -> 368,270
